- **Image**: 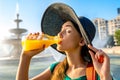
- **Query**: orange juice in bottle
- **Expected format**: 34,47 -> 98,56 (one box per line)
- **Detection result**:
22,34 -> 60,51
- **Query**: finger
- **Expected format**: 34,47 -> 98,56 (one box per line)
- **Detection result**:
25,33 -> 32,39
26,34 -> 31,40
32,36 -> 37,40
34,32 -> 40,36
34,32 -> 38,35
89,50 -> 96,63
98,55 -> 104,63
28,33 -> 32,35
88,44 -> 98,53
36,32 -> 40,35
37,35 -> 43,40
29,33 -> 39,40
96,50 -> 104,63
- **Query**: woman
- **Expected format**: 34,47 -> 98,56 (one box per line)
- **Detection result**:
16,3 -> 113,80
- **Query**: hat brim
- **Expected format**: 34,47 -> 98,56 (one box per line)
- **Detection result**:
41,3 -> 90,52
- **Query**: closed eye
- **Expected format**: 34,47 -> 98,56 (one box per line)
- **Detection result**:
66,29 -> 72,33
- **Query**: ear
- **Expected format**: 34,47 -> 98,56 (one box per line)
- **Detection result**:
79,38 -> 85,46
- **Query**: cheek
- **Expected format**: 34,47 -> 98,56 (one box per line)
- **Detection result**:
67,35 -> 81,48
56,38 -> 71,51
57,37 -> 80,51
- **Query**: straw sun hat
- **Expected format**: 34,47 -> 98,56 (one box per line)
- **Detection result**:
41,3 -> 96,54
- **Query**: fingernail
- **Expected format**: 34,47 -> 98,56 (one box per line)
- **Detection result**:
98,55 -> 104,63
88,44 -> 90,47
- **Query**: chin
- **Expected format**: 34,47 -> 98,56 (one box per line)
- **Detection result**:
56,46 -> 65,52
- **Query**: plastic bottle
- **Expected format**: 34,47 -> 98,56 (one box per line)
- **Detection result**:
22,34 -> 60,51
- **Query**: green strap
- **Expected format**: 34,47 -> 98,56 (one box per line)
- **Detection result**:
50,62 -> 59,73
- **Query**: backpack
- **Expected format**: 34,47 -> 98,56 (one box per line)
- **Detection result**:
86,63 -> 96,80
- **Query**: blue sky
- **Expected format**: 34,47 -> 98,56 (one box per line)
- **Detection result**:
0,0 -> 120,39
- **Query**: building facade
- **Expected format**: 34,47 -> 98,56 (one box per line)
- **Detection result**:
93,8 -> 120,39
108,16 -> 120,35
92,8 -> 120,46
93,18 -> 108,40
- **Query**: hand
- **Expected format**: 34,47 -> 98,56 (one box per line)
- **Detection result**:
88,44 -> 112,80
25,32 -> 44,40
22,32 -> 45,58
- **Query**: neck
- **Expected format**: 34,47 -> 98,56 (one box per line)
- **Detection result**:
65,50 -> 87,68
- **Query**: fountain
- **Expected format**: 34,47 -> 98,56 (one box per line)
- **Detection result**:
2,13 -> 27,58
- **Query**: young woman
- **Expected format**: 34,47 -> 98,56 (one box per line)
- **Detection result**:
16,3 -> 113,80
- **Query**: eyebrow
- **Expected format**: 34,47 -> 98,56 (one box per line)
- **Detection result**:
62,24 -> 72,29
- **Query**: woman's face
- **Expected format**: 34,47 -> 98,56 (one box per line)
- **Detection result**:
57,21 -> 82,52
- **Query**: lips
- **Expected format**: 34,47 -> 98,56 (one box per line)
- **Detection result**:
57,38 -> 62,44
58,40 -> 62,44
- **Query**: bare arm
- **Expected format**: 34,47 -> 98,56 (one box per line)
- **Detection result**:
16,54 -> 31,80
16,52 -> 52,80
16,32 -> 52,80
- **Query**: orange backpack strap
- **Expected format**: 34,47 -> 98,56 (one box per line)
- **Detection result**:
86,63 -> 96,80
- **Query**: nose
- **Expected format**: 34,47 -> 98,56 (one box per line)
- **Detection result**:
57,31 -> 63,38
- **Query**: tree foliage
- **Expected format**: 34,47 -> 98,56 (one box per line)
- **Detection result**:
114,29 -> 120,45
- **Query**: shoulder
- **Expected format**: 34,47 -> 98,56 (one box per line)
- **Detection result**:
50,62 -> 60,73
